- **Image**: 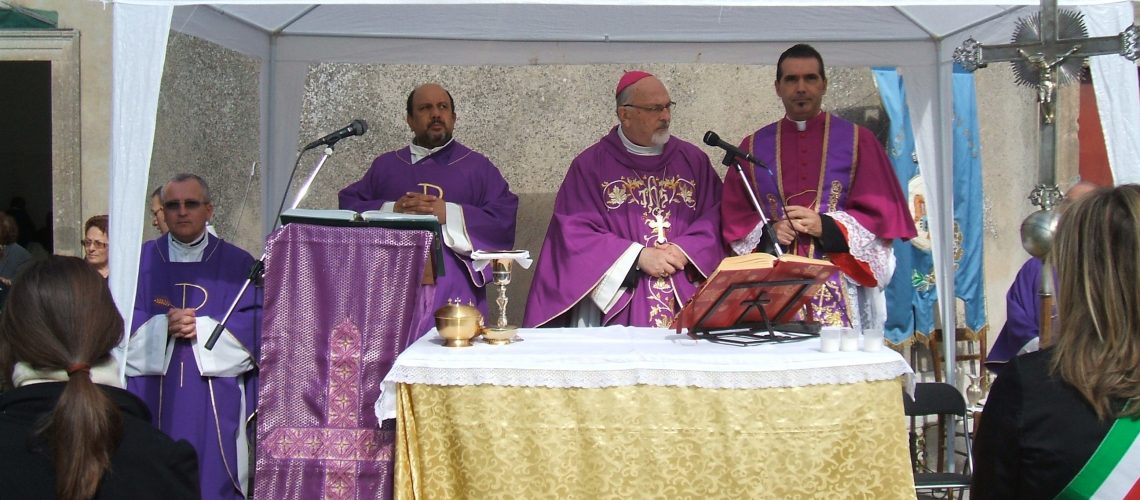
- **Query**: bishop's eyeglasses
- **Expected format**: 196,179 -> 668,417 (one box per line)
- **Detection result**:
621,101 -> 676,113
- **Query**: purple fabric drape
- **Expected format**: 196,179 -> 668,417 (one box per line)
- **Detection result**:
253,224 -> 434,500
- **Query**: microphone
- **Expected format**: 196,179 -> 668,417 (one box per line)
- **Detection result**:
303,119 -> 369,150
703,131 -> 761,166
704,131 -> 790,257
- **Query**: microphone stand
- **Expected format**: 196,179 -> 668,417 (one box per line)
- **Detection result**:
204,144 -> 335,350
719,151 -> 784,258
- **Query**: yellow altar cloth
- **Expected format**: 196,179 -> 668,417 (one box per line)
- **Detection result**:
385,328 -> 914,499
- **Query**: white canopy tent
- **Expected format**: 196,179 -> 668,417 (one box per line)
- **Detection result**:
105,0 -> 1139,389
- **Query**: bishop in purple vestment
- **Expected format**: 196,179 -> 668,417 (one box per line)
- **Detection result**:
722,45 -> 915,330
126,174 -> 260,500
339,83 -> 518,333
524,71 -> 724,328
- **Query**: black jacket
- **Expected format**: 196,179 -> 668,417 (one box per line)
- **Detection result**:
972,348 -> 1124,499
0,382 -> 200,499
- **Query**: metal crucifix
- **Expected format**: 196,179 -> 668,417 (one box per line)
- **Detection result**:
954,0 -> 1139,211
954,1 -> 1139,346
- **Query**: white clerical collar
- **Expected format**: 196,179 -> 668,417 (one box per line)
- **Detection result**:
784,112 -> 822,132
410,138 -> 454,164
169,230 -> 209,263
617,125 -> 664,156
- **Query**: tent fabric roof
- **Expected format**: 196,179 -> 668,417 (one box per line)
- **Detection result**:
104,0 -> 1138,396
211,4 -> 1006,42
142,1 -> 1125,46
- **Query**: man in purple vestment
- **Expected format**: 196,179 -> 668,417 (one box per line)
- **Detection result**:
722,44 -> 916,330
524,71 -> 724,328
127,174 -> 261,500
986,181 -> 1099,375
339,83 -> 518,333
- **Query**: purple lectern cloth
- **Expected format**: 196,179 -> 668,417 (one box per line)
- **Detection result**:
253,224 -> 434,500
987,257 -> 1044,371
128,234 -> 260,500
338,140 -> 518,333
523,127 -> 724,328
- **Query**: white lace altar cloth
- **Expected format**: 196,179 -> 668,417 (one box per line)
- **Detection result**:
376,326 -> 913,421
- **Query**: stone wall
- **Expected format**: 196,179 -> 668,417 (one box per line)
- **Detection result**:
150,32 -> 262,255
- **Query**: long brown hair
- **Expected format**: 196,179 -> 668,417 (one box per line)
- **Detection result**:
1050,184 -> 1140,420
0,256 -> 125,499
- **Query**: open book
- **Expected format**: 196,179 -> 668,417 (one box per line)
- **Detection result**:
280,208 -> 438,225
675,253 -> 837,333
278,208 -> 444,279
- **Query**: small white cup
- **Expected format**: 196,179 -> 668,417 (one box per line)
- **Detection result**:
820,327 -> 841,353
862,328 -> 885,352
839,328 -> 860,352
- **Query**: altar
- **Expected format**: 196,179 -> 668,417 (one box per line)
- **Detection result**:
376,327 -> 916,499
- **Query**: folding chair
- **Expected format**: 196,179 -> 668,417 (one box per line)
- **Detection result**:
903,382 -> 974,499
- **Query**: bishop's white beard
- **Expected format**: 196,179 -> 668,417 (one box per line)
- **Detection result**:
650,128 -> 670,147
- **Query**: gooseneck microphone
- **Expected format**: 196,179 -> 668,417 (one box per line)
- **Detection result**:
303,119 -> 369,150
703,130 -> 762,166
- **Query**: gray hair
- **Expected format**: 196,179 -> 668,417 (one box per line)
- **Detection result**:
615,85 -> 635,110
160,173 -> 212,203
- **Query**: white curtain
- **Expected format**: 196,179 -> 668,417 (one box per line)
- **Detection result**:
110,3 -> 172,380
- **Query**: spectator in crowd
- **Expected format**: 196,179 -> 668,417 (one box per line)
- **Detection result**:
83,215 -> 110,279
973,185 -> 1140,498
0,256 -> 200,499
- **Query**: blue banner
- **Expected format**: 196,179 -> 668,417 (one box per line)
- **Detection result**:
873,67 -> 937,345
952,65 -> 987,334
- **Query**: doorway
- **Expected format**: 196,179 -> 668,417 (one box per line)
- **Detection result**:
0,60 -> 52,254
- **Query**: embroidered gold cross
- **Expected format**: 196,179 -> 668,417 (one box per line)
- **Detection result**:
648,214 -> 670,244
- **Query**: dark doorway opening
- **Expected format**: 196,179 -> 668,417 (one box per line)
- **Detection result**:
0,60 -> 53,254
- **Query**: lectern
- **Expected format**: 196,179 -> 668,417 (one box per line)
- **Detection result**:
253,222 -> 436,499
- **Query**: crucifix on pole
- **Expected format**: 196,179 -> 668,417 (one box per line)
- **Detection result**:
955,1 -> 1139,346
954,0 -> 1139,212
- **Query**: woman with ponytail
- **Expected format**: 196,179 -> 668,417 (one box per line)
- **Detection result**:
0,256 -> 199,499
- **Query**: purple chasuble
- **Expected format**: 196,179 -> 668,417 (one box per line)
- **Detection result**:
127,234 -> 260,500
524,126 -> 725,328
987,257 -> 1044,372
721,113 -> 915,327
338,140 -> 517,333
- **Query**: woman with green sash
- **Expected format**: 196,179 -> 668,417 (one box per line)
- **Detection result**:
973,185 -> 1140,499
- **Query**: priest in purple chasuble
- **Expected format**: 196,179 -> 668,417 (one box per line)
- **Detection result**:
524,71 -> 724,328
986,256 -> 1043,375
126,174 -> 260,500
986,181 -> 1098,375
722,44 -> 916,330
339,83 -> 518,333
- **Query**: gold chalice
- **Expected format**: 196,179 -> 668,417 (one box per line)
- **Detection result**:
482,257 -> 519,344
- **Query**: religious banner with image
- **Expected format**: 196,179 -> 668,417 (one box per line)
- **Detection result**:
873,67 -> 936,346
875,66 -> 988,346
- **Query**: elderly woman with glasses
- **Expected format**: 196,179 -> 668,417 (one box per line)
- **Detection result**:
82,215 -> 110,278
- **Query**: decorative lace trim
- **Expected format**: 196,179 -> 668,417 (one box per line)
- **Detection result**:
827,211 -> 894,286
730,222 -> 767,256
